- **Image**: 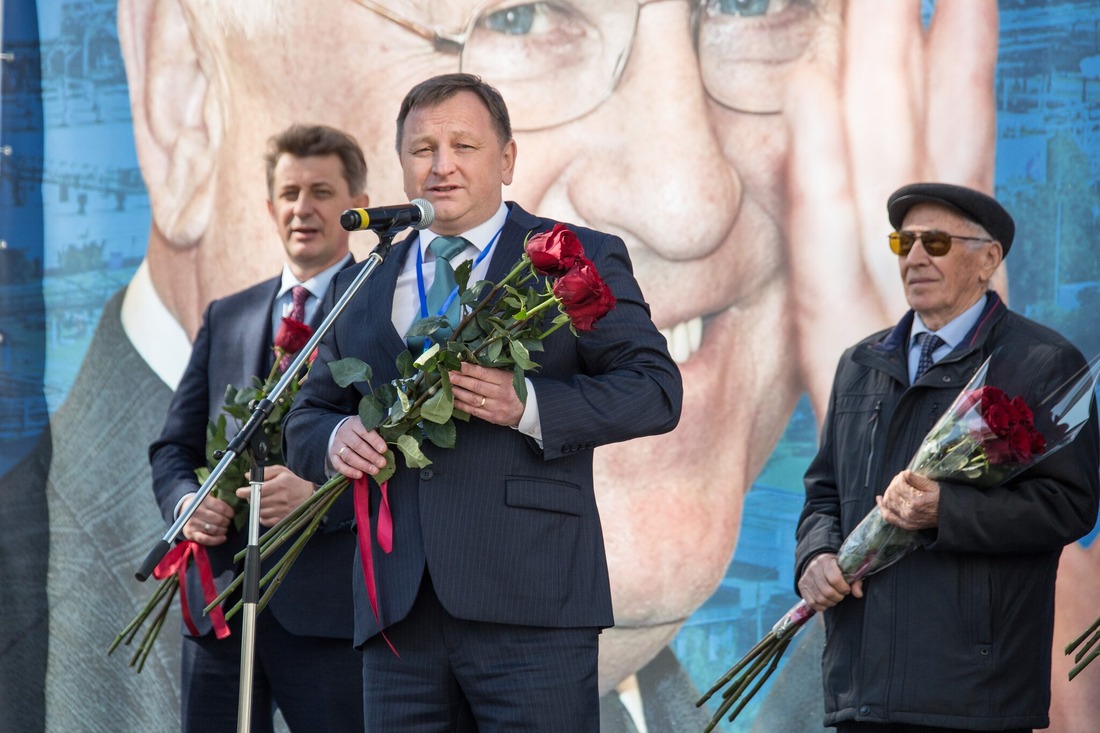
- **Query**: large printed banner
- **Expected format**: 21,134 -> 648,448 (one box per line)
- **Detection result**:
3,1 -> 1100,731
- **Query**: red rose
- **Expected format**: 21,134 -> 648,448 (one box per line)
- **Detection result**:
1029,427 -> 1047,456
1009,396 -> 1034,425
552,258 -> 616,332
983,403 -> 1012,438
957,388 -> 985,414
985,439 -> 1012,465
979,386 -> 1009,412
275,317 -> 313,355
1007,424 -> 1034,462
526,224 -> 586,277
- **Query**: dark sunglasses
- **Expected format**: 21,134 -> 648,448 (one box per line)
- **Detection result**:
889,229 -> 995,257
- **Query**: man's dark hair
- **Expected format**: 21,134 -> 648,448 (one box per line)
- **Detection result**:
395,73 -> 513,151
264,124 -> 367,198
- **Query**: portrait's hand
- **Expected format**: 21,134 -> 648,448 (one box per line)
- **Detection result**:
877,470 -> 940,530
449,362 -> 525,428
785,0 -> 1000,420
798,552 -> 863,613
179,492 -> 236,546
235,464 -> 314,527
329,418 -> 388,481
1052,543 -> 1100,730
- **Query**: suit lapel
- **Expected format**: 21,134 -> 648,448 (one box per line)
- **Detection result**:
484,203 -> 544,282
377,234 -> 418,354
246,278 -> 280,380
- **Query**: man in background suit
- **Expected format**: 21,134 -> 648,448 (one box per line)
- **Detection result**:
284,74 -> 683,730
148,124 -> 367,732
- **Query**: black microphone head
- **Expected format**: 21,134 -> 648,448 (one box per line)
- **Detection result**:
340,209 -> 364,231
409,198 -> 435,230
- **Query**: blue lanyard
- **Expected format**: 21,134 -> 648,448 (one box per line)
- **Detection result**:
413,226 -> 504,320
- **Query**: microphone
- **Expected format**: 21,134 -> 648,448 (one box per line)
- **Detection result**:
340,198 -> 435,232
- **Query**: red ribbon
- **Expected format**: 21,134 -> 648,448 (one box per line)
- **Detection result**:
353,475 -> 397,655
153,540 -> 231,639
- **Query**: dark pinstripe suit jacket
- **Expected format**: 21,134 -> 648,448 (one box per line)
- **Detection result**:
149,272 -> 357,639
285,203 -> 683,645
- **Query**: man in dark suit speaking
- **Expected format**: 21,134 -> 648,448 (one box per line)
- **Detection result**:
149,124 -> 367,732
284,74 -> 683,731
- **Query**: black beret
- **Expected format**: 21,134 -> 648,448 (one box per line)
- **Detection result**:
887,182 -> 1015,256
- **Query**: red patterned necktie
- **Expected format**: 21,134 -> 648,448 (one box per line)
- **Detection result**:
288,285 -> 309,322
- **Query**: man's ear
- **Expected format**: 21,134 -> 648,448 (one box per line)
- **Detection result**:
981,240 -> 1004,283
118,0 -> 223,249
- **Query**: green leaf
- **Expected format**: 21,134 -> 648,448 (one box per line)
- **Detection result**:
423,418 -> 456,449
358,395 -> 385,431
454,259 -> 473,291
330,357 -> 372,388
392,388 -> 412,422
395,350 -> 415,378
374,449 -> 397,486
413,342 -> 441,369
440,350 -> 463,371
460,281 -> 490,306
513,365 -> 528,404
377,382 -> 398,407
509,338 -> 538,370
407,316 -> 449,339
485,338 -> 503,363
421,372 -> 455,424
394,433 -> 432,469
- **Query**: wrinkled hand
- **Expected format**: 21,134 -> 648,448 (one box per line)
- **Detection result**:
235,464 -> 315,528
449,362 -> 525,428
329,418 -> 388,481
798,552 -> 863,613
877,469 -> 940,530
786,0 -> 1001,421
179,492 -> 235,546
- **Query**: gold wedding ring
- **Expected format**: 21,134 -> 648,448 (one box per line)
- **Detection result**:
480,396 -> 486,408
203,522 -> 212,533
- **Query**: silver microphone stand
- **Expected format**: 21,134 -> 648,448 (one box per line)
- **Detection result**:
135,228 -> 405,732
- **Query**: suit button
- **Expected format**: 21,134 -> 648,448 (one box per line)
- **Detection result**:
420,468 -> 433,480
859,705 -> 871,716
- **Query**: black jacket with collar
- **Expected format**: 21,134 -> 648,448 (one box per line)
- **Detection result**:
796,292 -> 1099,729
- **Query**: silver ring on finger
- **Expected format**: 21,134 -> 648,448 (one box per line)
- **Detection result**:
203,522 -> 212,533
479,396 -> 486,408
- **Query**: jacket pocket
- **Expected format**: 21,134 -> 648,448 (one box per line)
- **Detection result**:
506,477 -> 584,516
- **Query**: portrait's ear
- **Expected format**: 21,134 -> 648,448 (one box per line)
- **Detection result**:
118,0 -> 223,249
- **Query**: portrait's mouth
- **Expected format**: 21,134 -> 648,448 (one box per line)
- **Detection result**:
659,316 -> 702,364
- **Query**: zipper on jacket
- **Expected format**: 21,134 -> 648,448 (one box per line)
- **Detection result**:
863,400 -> 883,489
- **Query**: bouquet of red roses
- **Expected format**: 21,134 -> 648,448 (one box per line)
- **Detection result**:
697,354 -> 1100,731
202,224 -> 616,631
108,317 -> 315,672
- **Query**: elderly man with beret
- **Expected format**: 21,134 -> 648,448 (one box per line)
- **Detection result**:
795,183 -> 1100,733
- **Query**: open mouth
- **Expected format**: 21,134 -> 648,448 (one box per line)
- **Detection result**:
659,316 -> 702,364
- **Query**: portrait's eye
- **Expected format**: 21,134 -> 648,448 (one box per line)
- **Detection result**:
481,2 -> 539,35
712,0 -> 781,17
698,0 -> 824,114
463,0 -> 633,129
